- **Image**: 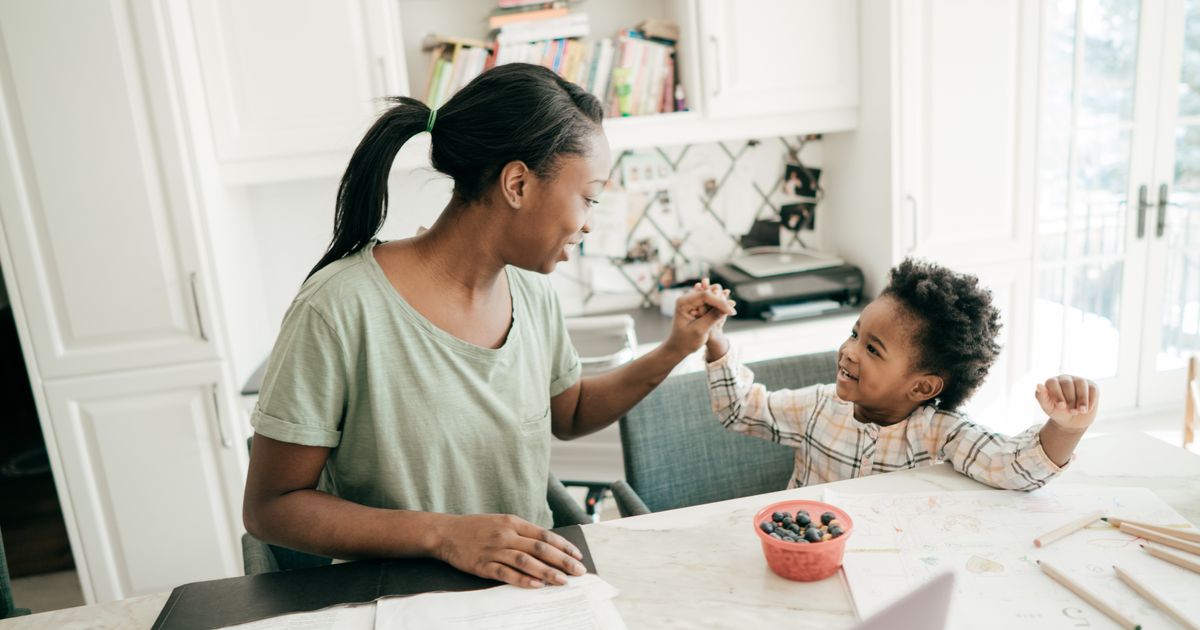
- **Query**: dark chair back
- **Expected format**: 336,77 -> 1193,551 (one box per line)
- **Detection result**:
618,351 -> 838,513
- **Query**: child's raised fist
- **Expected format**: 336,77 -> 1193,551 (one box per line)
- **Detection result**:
1035,375 -> 1099,431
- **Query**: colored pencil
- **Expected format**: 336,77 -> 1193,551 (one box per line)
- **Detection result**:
1141,542 -> 1200,575
1034,510 -> 1103,548
1113,564 -> 1199,630
1037,560 -> 1141,630
1119,523 -> 1200,556
1103,516 -> 1200,543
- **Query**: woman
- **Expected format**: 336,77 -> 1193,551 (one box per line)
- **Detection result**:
242,64 -> 732,589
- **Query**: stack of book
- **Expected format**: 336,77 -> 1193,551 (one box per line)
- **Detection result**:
606,21 -> 682,117
423,3 -> 686,117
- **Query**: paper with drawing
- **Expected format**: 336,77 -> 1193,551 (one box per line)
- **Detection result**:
830,486 -> 1200,629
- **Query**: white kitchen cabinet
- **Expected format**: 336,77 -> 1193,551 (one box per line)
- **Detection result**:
0,0 -> 221,380
0,0 -> 248,603
188,0 -> 409,180
695,0 -> 859,120
825,0 -> 1038,422
894,0 -> 1037,266
43,362 -> 245,602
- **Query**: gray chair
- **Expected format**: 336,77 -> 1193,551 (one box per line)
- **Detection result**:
242,434 -> 595,574
1,526 -> 31,618
611,351 -> 838,516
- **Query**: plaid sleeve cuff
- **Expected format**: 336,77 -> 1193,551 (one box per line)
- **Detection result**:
705,340 -> 739,371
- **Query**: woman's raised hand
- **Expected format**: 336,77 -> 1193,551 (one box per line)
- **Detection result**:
663,279 -> 736,359
431,513 -> 587,588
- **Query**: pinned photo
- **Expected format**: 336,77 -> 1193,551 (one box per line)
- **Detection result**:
781,202 -> 816,231
784,164 -> 821,198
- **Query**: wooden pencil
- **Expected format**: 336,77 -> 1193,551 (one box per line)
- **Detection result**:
1034,510 -> 1104,548
1104,517 -> 1200,544
1119,523 -> 1200,556
1037,560 -> 1141,630
1113,564 -> 1200,630
1141,542 -> 1200,575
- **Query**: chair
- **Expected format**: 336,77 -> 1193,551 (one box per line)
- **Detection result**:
242,437 -> 596,574
611,351 -> 839,516
1186,355 -> 1198,449
1,526 -> 31,618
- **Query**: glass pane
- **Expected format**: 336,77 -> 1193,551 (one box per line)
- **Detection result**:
1032,266 -> 1066,375
1158,125 -> 1200,369
1070,128 -> 1130,259
1035,0 -> 1138,385
1062,262 -> 1123,378
1180,0 -> 1200,117
1079,0 -> 1140,124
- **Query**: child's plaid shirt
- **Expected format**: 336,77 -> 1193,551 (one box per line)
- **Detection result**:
706,344 -> 1069,490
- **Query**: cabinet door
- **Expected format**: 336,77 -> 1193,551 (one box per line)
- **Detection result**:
695,0 -> 858,119
0,0 -> 218,379
896,0 -> 1037,265
189,0 -> 407,165
44,362 -> 245,602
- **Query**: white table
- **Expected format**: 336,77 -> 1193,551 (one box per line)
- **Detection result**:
6,432 -> 1197,629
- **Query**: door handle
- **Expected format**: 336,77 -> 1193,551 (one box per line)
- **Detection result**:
1136,184 -> 1149,239
1156,183 -> 1169,238
211,384 -> 232,449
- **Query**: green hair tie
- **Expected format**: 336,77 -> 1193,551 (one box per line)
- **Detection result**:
426,107 -> 437,133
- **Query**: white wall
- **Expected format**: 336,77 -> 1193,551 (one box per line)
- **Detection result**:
823,0 -> 896,298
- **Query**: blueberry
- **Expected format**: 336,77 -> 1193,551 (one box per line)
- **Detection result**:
769,532 -> 783,539
829,526 -> 843,537
805,528 -> 822,543
781,516 -> 794,527
794,537 -> 810,544
796,513 -> 812,527
795,509 -> 810,520
821,511 -> 836,526
772,512 -> 786,522
785,523 -> 800,534
761,521 -> 776,534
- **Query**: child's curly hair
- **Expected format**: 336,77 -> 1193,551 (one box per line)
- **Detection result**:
881,259 -> 1002,411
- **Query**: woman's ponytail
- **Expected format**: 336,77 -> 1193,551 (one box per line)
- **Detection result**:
307,97 -> 430,279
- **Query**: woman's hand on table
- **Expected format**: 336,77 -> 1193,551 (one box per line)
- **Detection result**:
664,279 -> 736,359
431,513 -> 587,589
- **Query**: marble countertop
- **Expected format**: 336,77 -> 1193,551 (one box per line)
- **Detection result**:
6,432 -> 1196,629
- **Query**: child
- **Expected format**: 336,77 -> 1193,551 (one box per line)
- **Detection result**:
685,259 -> 1097,491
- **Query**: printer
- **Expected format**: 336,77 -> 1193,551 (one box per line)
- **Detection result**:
710,250 -> 864,321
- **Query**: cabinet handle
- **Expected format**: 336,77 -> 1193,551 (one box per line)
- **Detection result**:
375,56 -> 387,96
1136,184 -> 1149,239
905,194 -> 918,253
709,35 -> 722,97
211,384 -> 232,449
189,272 -> 208,342
1156,182 -> 1168,238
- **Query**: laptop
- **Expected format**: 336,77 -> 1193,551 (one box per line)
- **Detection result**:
852,572 -> 955,630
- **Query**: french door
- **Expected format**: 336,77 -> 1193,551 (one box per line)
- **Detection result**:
1033,0 -> 1200,411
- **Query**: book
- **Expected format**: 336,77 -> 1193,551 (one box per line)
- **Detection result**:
496,13 -> 589,43
498,0 -> 556,8
488,6 -> 568,29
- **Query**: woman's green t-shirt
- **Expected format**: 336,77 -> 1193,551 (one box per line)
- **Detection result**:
251,241 -> 581,528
